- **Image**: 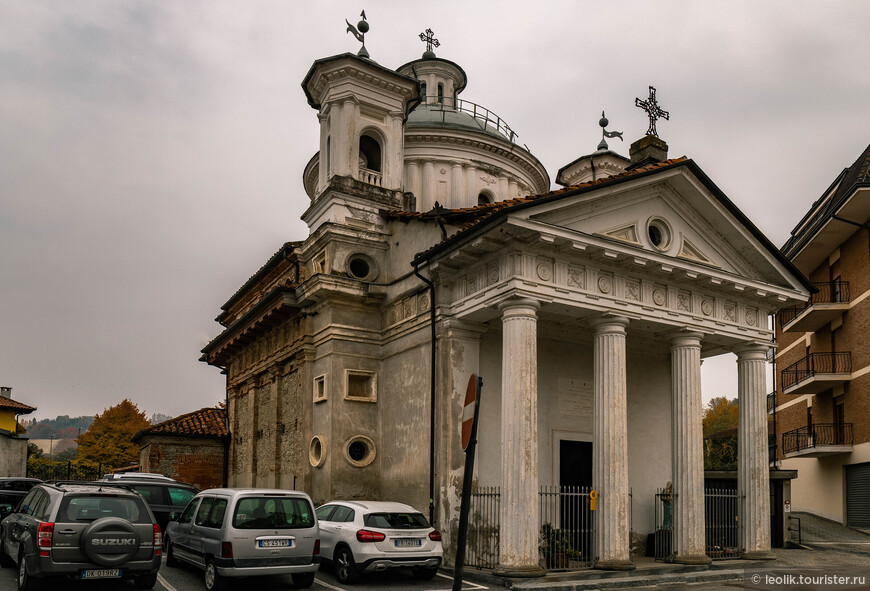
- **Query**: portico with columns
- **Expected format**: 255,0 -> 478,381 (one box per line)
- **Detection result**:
418,158 -> 810,575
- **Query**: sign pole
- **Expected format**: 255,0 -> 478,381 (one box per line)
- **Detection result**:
453,374 -> 482,591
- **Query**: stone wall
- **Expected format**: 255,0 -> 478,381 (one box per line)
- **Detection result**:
138,436 -> 225,490
0,435 -> 27,477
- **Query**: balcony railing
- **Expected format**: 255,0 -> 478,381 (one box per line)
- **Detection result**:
358,167 -> 382,187
779,281 -> 850,329
782,423 -> 853,454
768,434 -> 777,464
420,95 -> 520,144
781,351 -> 851,391
767,392 -> 776,414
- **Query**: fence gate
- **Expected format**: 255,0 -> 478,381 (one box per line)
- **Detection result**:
705,488 -> 743,560
539,485 -> 595,570
466,487 -> 500,569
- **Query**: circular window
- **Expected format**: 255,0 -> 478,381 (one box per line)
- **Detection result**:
344,435 -> 376,467
309,435 -> 327,468
647,217 -> 672,251
345,253 -> 378,281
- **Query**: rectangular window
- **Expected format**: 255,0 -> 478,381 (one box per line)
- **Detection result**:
232,496 -> 315,530
314,375 -> 327,403
345,369 -> 377,402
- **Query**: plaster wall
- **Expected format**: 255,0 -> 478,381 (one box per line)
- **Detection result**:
0,435 -> 27,477
782,440 -> 870,523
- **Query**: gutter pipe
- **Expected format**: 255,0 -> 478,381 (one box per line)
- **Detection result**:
413,261 -> 437,527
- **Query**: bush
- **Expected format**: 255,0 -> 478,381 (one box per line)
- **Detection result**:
27,458 -> 110,481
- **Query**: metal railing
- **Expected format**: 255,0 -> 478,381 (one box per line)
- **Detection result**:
27,459 -> 106,481
358,167 -> 382,187
779,280 -> 850,327
769,434 -> 777,464
653,489 -> 674,561
767,392 -> 776,413
788,515 -> 802,545
705,489 -> 743,560
466,487 -> 500,569
782,423 -> 853,454
420,95 -> 520,144
780,351 -> 851,390
539,485 -> 595,570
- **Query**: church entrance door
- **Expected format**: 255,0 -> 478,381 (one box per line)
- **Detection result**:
558,440 -> 593,564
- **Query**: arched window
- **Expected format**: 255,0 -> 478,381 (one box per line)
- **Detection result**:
420,81 -> 427,101
478,192 -> 492,205
359,134 -> 382,172
437,83 -> 444,104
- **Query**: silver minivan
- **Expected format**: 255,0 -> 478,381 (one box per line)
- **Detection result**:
164,488 -> 319,590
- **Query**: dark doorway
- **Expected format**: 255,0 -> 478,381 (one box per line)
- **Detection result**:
770,480 -> 784,548
559,440 -> 593,563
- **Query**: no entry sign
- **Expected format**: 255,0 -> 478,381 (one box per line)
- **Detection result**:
461,374 -> 478,451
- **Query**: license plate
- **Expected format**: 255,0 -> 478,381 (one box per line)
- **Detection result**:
394,539 -> 422,547
258,539 -> 291,548
82,569 -> 121,579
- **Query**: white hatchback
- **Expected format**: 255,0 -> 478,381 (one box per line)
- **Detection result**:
314,500 -> 442,584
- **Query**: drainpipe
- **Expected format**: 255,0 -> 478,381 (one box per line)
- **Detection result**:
221,365 -> 230,487
413,262 -> 437,527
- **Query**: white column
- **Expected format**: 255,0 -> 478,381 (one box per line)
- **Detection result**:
736,343 -> 776,560
670,332 -> 712,564
494,300 -> 544,578
590,315 -> 634,571
450,162 -> 464,208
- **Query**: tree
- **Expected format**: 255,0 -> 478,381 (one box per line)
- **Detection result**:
76,399 -> 150,468
703,397 -> 739,470
703,397 -> 739,438
27,442 -> 44,459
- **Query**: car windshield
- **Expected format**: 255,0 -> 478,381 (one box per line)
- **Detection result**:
232,496 -> 314,530
57,495 -> 150,524
364,512 -> 430,529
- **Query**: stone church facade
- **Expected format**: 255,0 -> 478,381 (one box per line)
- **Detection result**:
202,39 -> 811,573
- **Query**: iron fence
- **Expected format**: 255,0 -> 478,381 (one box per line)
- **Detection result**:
27,459 -> 105,481
705,488 -> 743,560
539,485 -> 595,569
782,423 -> 853,454
779,281 -> 850,327
653,488 -> 674,561
466,487 -> 500,569
781,352 -> 851,390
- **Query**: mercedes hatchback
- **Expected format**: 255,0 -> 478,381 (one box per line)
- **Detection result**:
315,500 -> 442,584
165,488 -> 319,590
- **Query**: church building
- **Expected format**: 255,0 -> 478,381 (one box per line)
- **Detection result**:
201,26 -> 811,574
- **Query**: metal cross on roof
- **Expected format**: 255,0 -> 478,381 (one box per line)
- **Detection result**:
635,86 -> 669,138
419,28 -> 440,53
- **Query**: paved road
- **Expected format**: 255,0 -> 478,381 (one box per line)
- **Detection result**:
0,555 -> 491,591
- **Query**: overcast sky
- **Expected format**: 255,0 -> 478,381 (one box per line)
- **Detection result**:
2,1 -> 869,422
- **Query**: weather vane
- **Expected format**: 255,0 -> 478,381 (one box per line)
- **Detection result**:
346,10 -> 370,59
597,111 -> 623,151
419,28 -> 440,57
635,86 -> 669,137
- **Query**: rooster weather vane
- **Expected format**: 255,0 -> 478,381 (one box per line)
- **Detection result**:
346,10 -> 370,58
635,86 -> 669,138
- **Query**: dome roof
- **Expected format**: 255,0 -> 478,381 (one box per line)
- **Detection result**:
407,104 -> 514,142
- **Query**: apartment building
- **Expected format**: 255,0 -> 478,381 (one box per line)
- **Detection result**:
773,144 -> 870,527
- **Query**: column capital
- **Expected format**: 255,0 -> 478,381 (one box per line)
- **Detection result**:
734,342 -> 770,361
588,314 -> 630,335
438,317 -> 488,340
668,329 -> 704,348
498,298 -> 540,316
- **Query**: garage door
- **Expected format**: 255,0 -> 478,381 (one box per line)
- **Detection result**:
846,462 -> 870,528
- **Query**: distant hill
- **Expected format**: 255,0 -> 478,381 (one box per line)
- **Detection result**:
23,415 -> 94,439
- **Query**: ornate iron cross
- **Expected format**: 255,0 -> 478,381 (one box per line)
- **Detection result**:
419,28 -> 440,53
635,86 -> 669,138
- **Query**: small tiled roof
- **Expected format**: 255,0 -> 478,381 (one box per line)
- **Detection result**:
132,407 -> 227,443
0,396 -> 36,414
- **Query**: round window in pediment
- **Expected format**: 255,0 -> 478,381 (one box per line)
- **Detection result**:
345,253 -> 379,282
647,217 -> 673,252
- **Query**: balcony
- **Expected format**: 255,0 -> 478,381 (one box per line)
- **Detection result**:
781,351 -> 851,395
358,167 -> 382,187
767,392 -> 776,414
779,281 -> 850,332
782,423 -> 853,458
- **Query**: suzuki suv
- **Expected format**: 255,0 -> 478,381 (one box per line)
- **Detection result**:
0,483 -> 162,590
165,488 -> 320,590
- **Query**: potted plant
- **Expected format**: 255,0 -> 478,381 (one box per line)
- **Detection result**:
540,523 -> 573,569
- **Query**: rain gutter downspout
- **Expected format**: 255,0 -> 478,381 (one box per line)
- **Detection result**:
413,261 -> 437,527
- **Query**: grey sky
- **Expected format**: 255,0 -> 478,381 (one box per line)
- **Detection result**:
1,1 -> 868,422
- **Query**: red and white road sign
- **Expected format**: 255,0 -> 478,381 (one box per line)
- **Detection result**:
461,374 -> 477,451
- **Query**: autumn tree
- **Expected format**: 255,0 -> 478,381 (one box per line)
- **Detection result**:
76,399 -> 150,468
703,397 -> 739,470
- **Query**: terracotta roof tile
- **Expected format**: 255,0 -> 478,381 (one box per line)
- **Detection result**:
0,396 -> 36,414
132,407 -> 227,442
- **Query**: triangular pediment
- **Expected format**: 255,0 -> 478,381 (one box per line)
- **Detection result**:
516,164 -> 809,293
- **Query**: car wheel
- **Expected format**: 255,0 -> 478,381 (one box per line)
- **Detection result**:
165,538 -> 178,567
204,558 -> 227,591
334,547 -> 360,584
133,572 -> 158,589
17,550 -> 40,591
292,571 -> 316,588
412,566 -> 439,580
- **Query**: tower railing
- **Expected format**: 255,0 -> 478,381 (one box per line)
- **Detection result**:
420,95 -> 519,144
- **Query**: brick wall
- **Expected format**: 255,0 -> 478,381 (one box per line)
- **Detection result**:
138,436 -> 225,490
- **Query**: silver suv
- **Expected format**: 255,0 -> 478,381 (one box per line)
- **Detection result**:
0,483 -> 162,590
164,488 -> 320,590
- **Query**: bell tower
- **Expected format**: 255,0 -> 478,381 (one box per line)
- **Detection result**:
301,52 -> 420,231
